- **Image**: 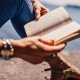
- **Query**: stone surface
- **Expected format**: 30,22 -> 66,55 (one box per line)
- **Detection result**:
0,51 -> 80,80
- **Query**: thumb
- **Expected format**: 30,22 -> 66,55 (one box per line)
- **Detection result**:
39,38 -> 54,46
35,7 -> 41,20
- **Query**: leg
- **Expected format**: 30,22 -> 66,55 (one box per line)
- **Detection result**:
11,0 -> 36,38
0,0 -> 35,38
45,53 -> 80,80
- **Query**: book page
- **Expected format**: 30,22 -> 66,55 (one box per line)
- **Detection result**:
41,22 -> 80,45
24,6 -> 72,37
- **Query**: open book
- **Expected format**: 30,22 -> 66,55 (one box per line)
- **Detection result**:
24,6 -> 80,45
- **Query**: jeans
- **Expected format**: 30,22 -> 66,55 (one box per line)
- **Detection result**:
0,0 -> 36,38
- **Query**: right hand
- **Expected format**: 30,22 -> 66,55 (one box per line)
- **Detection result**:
31,0 -> 49,20
12,36 -> 65,64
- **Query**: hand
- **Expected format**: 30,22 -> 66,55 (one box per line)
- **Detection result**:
13,36 -> 65,64
31,0 -> 49,20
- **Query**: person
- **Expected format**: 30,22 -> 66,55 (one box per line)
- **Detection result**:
0,0 -> 49,38
45,53 -> 80,80
0,0 -> 65,64
0,0 -> 80,80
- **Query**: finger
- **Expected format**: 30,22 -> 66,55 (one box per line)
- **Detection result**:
40,4 -> 50,13
40,7 -> 49,16
39,2 -> 50,13
35,8 -> 41,20
41,10 -> 49,16
44,44 -> 65,52
33,2 -> 41,20
36,41 -> 65,52
41,8 -> 50,13
39,38 -> 54,46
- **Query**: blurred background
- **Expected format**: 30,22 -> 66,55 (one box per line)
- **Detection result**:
0,0 -> 80,51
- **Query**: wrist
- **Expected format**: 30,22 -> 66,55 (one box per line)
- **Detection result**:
0,39 -> 14,59
12,40 -> 21,57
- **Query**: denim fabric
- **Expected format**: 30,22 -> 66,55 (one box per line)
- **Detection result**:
0,0 -> 36,38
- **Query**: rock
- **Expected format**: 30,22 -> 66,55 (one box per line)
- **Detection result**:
0,51 -> 80,80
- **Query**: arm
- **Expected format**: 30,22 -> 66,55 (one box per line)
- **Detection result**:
0,36 -> 65,64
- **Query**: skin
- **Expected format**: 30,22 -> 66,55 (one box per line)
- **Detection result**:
0,0 -> 79,79
0,0 -> 78,79
0,0 -> 65,64
31,1 -> 80,79
48,53 -> 80,80
12,36 -> 65,64
31,0 -> 49,20
9,1 -> 65,64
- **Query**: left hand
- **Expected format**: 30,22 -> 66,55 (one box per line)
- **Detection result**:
13,36 -> 65,64
31,0 -> 49,20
